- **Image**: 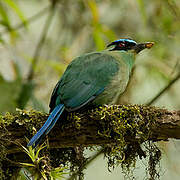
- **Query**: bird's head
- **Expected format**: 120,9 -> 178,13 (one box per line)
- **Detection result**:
107,38 -> 154,54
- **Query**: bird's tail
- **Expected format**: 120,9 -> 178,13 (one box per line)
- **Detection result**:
27,104 -> 65,148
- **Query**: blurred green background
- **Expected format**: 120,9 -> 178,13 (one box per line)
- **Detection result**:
0,0 -> 180,179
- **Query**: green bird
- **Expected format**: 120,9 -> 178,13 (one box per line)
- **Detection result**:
28,38 -> 154,148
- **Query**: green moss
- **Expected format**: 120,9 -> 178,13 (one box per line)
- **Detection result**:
0,105 -> 162,179
0,108 -> 48,131
0,109 -> 48,179
72,114 -> 82,130
90,105 -> 161,179
63,105 -> 162,179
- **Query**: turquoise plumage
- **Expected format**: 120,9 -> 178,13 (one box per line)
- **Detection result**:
28,39 -> 154,148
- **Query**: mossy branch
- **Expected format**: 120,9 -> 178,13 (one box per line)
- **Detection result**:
0,104 -> 180,179
0,105 -> 180,152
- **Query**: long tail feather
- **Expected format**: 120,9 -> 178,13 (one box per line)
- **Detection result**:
27,104 -> 65,148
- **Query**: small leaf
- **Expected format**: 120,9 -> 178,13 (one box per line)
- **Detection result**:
19,162 -> 35,167
35,144 -> 46,160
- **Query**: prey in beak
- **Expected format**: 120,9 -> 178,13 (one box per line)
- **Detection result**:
133,42 -> 154,54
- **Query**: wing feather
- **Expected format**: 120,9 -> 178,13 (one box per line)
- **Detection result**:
49,52 -> 119,111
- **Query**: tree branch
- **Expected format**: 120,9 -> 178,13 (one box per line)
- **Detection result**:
0,104 -> 180,178
0,105 -> 180,153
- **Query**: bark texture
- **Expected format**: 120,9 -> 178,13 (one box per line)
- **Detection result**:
0,105 -> 180,152
0,105 -> 180,179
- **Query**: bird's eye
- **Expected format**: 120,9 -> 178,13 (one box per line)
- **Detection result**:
119,43 -> 125,47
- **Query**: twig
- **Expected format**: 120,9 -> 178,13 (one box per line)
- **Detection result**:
16,2 -> 58,109
147,72 -> 180,105
27,3 -> 57,81
0,5 -> 50,35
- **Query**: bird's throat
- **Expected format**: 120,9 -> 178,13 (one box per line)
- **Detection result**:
115,50 -> 135,71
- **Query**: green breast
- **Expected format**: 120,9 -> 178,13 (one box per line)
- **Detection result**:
93,50 -> 135,105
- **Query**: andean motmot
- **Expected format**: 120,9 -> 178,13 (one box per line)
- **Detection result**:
27,38 -> 154,148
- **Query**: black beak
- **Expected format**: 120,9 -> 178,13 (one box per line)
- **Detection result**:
134,42 -> 154,54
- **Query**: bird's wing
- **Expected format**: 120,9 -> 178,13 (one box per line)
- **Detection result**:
49,52 -> 119,111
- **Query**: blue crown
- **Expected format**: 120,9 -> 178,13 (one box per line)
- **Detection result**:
114,39 -> 137,44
